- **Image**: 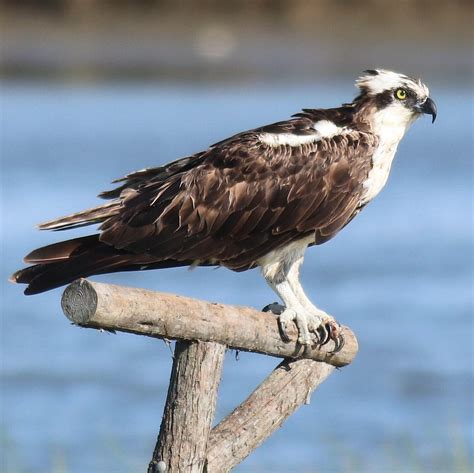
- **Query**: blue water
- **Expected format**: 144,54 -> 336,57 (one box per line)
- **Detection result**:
1,81 -> 472,472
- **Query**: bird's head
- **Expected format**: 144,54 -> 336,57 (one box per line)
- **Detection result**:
354,69 -> 437,135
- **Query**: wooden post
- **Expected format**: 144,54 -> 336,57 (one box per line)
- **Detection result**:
61,279 -> 359,471
148,340 -> 225,473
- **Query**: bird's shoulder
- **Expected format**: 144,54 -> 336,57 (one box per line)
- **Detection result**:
210,105 -> 361,149
196,106 -> 376,180
102,105 -> 373,200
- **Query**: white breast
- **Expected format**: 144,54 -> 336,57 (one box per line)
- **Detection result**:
360,140 -> 399,204
360,106 -> 414,205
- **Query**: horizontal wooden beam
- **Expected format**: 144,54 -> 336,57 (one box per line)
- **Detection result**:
61,279 -> 358,367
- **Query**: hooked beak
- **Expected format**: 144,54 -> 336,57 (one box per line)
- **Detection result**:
416,97 -> 437,123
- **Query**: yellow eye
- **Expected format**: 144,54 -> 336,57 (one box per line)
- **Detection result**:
395,88 -> 407,100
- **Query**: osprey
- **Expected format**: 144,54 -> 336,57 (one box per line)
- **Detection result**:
11,69 -> 436,350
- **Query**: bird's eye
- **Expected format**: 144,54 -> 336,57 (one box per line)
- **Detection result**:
395,88 -> 407,100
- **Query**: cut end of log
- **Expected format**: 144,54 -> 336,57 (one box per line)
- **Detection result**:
61,278 -> 98,324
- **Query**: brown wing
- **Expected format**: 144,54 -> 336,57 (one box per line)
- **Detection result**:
38,154 -> 207,231
99,128 -> 377,270
13,116 -> 377,294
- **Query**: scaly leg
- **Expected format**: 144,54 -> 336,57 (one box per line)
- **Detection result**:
285,255 -> 343,348
260,240 -> 344,350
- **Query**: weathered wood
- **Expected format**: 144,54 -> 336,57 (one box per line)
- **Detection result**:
148,340 -> 225,473
61,279 -> 358,367
60,279 -> 359,471
206,359 -> 334,472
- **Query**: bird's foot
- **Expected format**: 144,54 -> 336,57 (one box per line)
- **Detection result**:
262,302 -> 344,351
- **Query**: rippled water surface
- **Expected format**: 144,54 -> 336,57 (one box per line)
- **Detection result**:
1,81 -> 472,472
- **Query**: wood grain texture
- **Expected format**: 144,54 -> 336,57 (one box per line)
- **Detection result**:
148,340 -> 225,473
61,279 -> 358,367
206,359 -> 334,472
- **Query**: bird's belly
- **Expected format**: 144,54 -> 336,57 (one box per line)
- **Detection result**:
258,234 -> 315,278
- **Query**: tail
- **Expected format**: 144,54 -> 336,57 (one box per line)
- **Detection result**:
12,156 -> 212,293
10,234 -> 192,295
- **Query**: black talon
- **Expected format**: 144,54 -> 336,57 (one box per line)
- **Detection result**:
278,322 -> 291,343
329,329 -> 345,354
317,324 -> 330,347
336,334 -> 345,353
329,338 -> 339,354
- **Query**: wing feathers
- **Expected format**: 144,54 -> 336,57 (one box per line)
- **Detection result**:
38,202 -> 120,231
85,131 -> 374,266
15,115 -> 377,294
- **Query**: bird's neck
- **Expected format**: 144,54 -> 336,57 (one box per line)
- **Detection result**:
352,99 -> 415,144
352,100 -> 414,205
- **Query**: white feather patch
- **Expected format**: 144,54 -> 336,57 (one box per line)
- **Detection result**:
312,119 -> 342,138
259,120 -> 344,147
259,132 -> 320,147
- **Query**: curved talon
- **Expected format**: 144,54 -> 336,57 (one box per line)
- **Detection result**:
327,323 -> 345,354
262,303 -> 291,341
330,338 -> 340,354
318,324 -> 331,346
334,334 -> 345,353
279,322 -> 291,343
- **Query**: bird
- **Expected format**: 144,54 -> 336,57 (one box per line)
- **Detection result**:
11,69 -> 437,350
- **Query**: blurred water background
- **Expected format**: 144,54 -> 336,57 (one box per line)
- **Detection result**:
1,1 -> 473,472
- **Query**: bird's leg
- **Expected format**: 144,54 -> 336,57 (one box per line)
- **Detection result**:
286,255 -> 343,350
261,249 -> 344,351
261,246 -> 322,346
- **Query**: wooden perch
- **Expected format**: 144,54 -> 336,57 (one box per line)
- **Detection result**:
61,279 -> 358,367
60,278 -> 359,472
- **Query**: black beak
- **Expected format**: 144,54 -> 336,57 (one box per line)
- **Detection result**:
418,97 -> 437,123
